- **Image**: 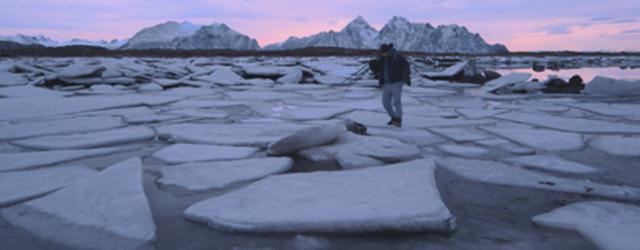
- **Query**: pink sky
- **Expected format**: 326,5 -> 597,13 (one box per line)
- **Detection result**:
1,0 -> 639,51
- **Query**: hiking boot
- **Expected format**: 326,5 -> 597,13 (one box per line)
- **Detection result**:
392,118 -> 402,128
387,118 -> 396,126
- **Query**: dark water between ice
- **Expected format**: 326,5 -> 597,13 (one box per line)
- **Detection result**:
496,67 -> 640,82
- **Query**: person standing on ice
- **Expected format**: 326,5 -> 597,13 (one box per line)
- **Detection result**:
369,43 -> 411,127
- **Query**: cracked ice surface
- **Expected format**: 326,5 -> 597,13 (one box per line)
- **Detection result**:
1,56 -> 639,249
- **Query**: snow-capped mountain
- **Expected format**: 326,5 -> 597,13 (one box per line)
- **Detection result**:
173,23 -> 260,50
120,21 -> 201,49
266,16 -> 508,54
121,21 -> 259,50
264,15 -> 377,50
62,39 -> 128,49
0,34 -> 58,47
0,34 -> 127,49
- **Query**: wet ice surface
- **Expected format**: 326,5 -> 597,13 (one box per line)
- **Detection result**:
0,56 -> 639,250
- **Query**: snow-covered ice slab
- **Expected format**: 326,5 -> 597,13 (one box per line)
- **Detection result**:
249,102 -> 353,121
0,95 -> 180,121
165,108 -> 228,119
267,123 -> 345,155
156,123 -> 307,147
0,86 -> 66,98
456,108 -> 509,119
0,71 -> 29,86
589,135 -> 640,157
475,138 -> 535,155
505,155 -> 601,175
225,90 -> 306,101
342,111 -> 494,129
1,158 -> 156,250
157,157 -> 293,194
0,147 -> 129,172
436,158 -> 640,200
57,63 -> 104,78
482,73 -> 531,93
13,126 -> 155,150
298,132 -> 420,169
583,76 -> 640,96
532,201 -> 640,250
429,127 -> 492,143
437,144 -> 490,158
152,144 -> 258,164
367,127 -> 446,147
184,159 -> 456,233
0,166 -> 97,207
562,102 -> 640,118
496,112 -> 640,134
482,126 -> 584,151
422,61 -> 467,78
0,116 -> 124,141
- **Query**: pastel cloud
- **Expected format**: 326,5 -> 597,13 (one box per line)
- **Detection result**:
0,0 -> 638,51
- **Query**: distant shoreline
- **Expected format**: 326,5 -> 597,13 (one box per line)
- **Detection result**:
1,43 -> 639,58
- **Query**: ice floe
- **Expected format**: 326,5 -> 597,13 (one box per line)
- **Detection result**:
429,127 -> 492,143
583,76 -> 640,96
0,166 -> 97,207
152,143 -> 258,164
505,155 -> 601,175
589,135 -> 640,157
532,201 -> 640,250
366,127 -> 446,147
0,147 -> 129,172
298,132 -> 420,169
437,144 -> 490,158
156,122 -> 307,147
342,111 -> 494,129
482,126 -> 584,151
1,158 -> 156,250
157,157 -> 293,193
184,159 -> 456,233
13,126 -> 155,150
0,116 -> 124,140
0,95 -> 180,121
496,112 -> 640,134
436,158 -> 640,200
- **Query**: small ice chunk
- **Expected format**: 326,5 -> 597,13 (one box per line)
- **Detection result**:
184,159 -> 456,233
298,132 -> 420,169
482,73 -> 531,93
267,123 -> 345,155
152,144 -> 258,164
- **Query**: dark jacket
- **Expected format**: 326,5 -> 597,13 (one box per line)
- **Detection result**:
369,51 -> 411,86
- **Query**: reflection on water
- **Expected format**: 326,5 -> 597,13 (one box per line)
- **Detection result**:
496,67 -> 640,82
